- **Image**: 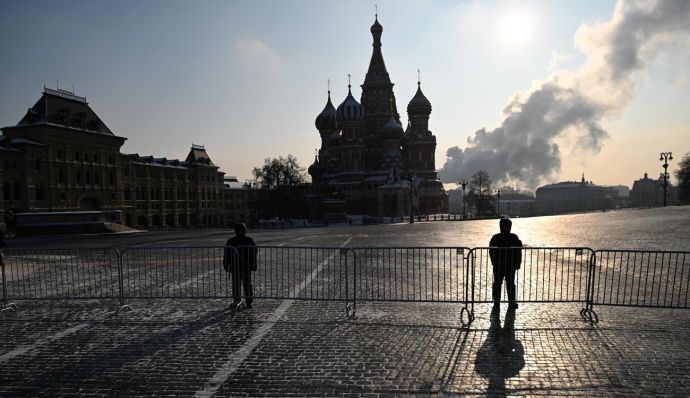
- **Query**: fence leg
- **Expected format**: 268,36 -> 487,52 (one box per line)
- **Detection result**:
580,251 -> 598,324
346,249 -> 356,318
1,251 -> 18,313
116,249 -> 132,315
459,248 -> 474,327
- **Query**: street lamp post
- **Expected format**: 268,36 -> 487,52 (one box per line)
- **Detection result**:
460,180 -> 468,220
496,189 -> 501,217
659,152 -> 673,207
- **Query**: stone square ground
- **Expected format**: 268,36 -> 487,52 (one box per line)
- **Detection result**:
2,298 -> 690,397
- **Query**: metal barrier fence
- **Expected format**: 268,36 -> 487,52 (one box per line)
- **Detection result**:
354,248 -> 470,302
120,247 -> 232,300
2,246 -> 689,324
591,250 -> 690,309
251,246 -> 352,303
352,247 -> 473,323
470,248 -> 594,303
2,248 -> 120,304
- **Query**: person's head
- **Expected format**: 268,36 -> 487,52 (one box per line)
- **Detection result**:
234,222 -> 247,236
499,218 -> 512,234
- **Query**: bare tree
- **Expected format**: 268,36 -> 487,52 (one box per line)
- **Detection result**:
252,154 -> 306,188
675,153 -> 690,204
467,170 -> 495,217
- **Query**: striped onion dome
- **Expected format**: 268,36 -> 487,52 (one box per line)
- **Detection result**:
407,82 -> 432,116
315,91 -> 337,131
379,116 -> 404,139
336,85 -> 364,123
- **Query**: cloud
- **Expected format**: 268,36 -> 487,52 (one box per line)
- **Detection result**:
439,0 -> 690,189
233,38 -> 283,70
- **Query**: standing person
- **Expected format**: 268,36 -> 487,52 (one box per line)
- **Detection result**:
489,218 -> 522,309
223,223 -> 257,310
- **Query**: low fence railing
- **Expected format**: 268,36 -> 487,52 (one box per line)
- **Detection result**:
2,246 -> 689,324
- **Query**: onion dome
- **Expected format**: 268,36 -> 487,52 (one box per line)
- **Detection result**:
336,85 -> 364,123
371,15 -> 383,36
379,116 -> 404,139
308,155 -> 323,178
407,81 -> 432,116
315,91 -> 337,130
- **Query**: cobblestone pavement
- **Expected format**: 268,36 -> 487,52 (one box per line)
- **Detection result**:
2,299 -> 690,397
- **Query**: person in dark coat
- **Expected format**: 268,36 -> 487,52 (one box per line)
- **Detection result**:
489,218 -> 522,309
223,223 -> 257,309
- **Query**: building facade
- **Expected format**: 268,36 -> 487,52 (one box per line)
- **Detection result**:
535,175 -> 614,215
0,88 -> 249,232
307,16 -> 447,220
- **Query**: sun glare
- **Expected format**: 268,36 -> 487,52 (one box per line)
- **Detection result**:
498,8 -> 535,48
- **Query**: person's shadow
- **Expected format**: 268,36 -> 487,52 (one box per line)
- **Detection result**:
475,306 -> 525,397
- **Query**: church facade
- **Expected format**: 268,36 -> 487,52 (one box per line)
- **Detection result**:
308,16 -> 447,220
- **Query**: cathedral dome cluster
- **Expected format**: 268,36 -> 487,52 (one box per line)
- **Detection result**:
308,15 -> 447,219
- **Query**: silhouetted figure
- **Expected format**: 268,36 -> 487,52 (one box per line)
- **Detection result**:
475,306 -> 524,396
223,223 -> 257,310
489,218 -> 522,309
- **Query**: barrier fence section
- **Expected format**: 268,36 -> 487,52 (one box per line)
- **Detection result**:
251,246 -> 352,304
1,248 -> 121,309
118,246 -> 354,314
119,247 -> 233,301
591,250 -> 690,309
470,247 -> 595,314
352,247 -> 473,322
353,247 -> 470,302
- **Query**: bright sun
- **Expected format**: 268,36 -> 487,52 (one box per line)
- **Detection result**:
498,8 -> 535,48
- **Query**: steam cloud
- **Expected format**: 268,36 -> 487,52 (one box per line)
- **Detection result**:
439,0 -> 690,189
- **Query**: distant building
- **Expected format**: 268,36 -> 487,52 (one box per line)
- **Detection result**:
307,15 -> 447,221
630,173 -> 677,207
497,188 -> 536,217
535,175 -> 613,215
602,185 -> 630,208
0,88 -> 246,233
119,145 -> 226,228
223,176 -> 254,225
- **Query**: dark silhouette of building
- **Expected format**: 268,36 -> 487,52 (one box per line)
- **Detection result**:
308,16 -> 447,220
630,172 -> 678,207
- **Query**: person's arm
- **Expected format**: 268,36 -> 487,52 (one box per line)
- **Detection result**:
515,237 -> 523,267
489,235 -> 497,265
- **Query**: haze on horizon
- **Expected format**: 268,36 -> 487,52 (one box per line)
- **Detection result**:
1,0 -> 688,191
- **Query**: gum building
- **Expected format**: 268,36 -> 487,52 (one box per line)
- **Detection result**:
307,16 -> 447,221
0,88 -> 246,233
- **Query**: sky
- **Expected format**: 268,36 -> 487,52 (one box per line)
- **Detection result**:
1,0 -> 688,191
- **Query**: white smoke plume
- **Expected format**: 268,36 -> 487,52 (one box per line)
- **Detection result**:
439,0 -> 690,189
